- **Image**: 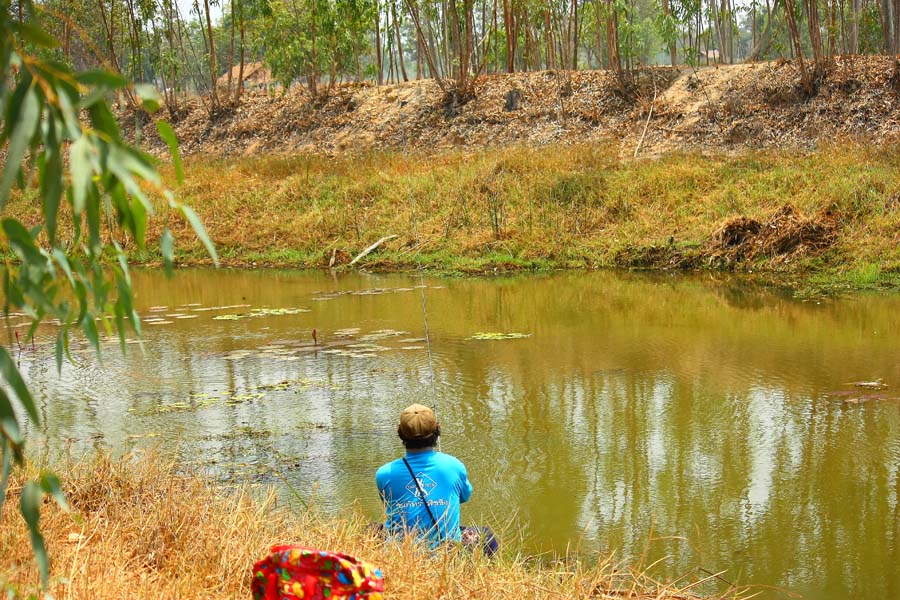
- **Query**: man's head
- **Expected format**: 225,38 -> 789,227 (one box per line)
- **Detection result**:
398,403 -> 440,449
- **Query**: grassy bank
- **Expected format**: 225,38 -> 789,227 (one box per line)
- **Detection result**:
5,143 -> 900,290
0,453 -> 745,599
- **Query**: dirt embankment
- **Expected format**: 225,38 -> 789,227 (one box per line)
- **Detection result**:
138,56 -> 900,156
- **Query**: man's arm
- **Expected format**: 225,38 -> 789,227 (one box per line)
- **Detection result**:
458,464 -> 473,503
375,464 -> 391,504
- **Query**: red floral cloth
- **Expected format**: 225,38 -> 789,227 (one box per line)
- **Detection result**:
251,546 -> 384,600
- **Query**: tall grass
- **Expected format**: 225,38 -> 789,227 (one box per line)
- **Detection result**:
0,453 -> 753,599
4,143 -> 900,282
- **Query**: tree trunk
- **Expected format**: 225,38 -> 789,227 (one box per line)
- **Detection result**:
203,0 -> 219,108
783,0 -> 809,87
893,0 -> 900,53
605,0 -> 621,79
849,0 -> 860,52
64,0 -> 72,61
375,2 -> 384,84
98,0 -> 121,72
462,0 -> 474,89
406,0 -> 447,86
805,0 -> 825,66
393,1 -> 409,81
443,0 -> 453,76
748,0 -> 777,61
417,35 -> 423,78
524,20 -> 531,69
727,0 -> 735,61
227,0 -> 236,98
662,0 -> 675,65
545,7 -> 554,69
425,6 -> 443,77
309,0 -> 318,95
571,0 -> 579,68
237,0 -> 245,100
492,0 -> 499,73
503,0 -> 513,71
828,0 -> 837,58
878,0 -> 893,53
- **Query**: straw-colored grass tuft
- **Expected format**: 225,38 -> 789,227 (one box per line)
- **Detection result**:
1,452 -> 751,599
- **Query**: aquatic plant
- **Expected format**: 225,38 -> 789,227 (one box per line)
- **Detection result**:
468,332 -> 532,340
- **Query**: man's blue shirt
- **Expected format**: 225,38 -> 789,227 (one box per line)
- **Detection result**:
376,449 -> 472,544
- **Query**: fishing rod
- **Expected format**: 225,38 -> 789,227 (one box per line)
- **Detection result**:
399,90 -> 441,450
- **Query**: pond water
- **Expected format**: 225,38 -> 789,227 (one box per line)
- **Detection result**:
10,268 -> 900,600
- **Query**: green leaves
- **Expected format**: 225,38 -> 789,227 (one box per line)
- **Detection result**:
0,9 -> 217,593
177,203 -> 219,267
156,121 -> 184,184
0,389 -> 23,446
88,101 -> 120,137
0,347 -> 39,426
69,135 -> 94,216
0,83 -> 40,207
11,21 -> 58,48
161,228 -> 176,277
19,474 -> 68,589
20,481 -> 48,587
134,83 -> 161,113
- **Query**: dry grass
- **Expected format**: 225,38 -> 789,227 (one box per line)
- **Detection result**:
4,143 -> 900,286
1,452 -> 750,599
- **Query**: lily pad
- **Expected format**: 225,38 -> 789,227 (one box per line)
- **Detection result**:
253,307 -> 311,316
192,304 -> 252,312
333,328 -> 361,338
213,307 -> 310,321
846,379 -> 889,390
359,329 -> 408,341
346,343 -> 391,352
126,432 -> 160,439
468,332 -> 531,340
213,314 -> 243,321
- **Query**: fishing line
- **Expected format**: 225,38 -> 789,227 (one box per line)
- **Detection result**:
399,89 -> 441,449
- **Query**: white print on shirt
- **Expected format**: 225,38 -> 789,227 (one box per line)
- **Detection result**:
405,472 -> 437,498
394,498 -> 450,510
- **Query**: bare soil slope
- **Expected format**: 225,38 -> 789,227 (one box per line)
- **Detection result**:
140,57 -> 900,156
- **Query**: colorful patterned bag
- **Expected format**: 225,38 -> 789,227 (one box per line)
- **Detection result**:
251,546 -> 385,600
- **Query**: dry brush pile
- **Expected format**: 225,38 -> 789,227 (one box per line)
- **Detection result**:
614,204 -> 839,271
0,453 -> 752,599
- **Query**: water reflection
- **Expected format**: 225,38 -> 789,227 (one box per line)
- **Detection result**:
7,269 -> 900,600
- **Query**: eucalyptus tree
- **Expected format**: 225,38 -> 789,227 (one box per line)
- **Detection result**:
0,0 -> 215,588
259,0 -> 374,95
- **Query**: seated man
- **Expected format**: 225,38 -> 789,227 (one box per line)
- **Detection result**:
376,404 -> 472,546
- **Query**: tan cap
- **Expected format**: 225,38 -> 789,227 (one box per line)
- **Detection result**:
398,404 -> 438,439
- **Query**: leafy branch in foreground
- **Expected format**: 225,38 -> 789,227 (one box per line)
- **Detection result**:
0,0 -> 217,590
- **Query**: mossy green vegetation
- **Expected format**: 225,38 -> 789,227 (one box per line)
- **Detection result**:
5,143 -> 900,292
